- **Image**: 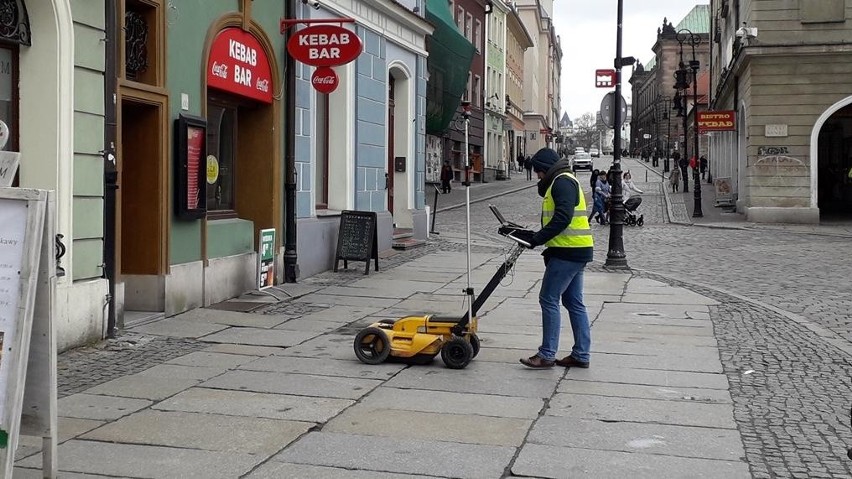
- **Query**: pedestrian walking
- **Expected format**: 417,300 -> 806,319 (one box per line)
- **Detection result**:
524,155 -> 533,181
700,155 -> 708,180
516,154 -> 524,172
669,165 -> 680,192
507,148 -> 593,369
593,171 -> 611,225
440,160 -> 453,194
587,169 -> 600,222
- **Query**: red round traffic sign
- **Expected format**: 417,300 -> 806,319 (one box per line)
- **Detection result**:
312,66 -> 339,94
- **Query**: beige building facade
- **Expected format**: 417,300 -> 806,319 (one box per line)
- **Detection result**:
710,0 -> 852,222
505,4 -> 534,162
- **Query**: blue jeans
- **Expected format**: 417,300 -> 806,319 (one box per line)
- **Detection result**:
537,257 -> 591,362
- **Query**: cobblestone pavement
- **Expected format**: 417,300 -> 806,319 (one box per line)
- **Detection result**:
435,185 -> 852,477
57,335 -> 207,398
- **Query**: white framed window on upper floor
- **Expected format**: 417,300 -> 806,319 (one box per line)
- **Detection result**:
462,72 -> 471,103
465,13 -> 473,41
475,19 -> 482,52
456,6 -> 464,29
473,75 -> 481,108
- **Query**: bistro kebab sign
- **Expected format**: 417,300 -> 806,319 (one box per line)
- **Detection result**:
286,24 -> 363,93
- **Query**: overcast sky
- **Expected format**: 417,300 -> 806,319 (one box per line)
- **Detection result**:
552,1 -> 706,121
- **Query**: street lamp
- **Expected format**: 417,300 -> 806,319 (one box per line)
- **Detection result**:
674,28 -> 703,217
658,95 -> 672,173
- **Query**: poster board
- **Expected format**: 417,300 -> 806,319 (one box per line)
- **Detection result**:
0,188 -> 56,478
333,210 -> 379,275
0,153 -> 20,188
714,177 -> 733,206
257,228 -> 275,290
174,115 -> 207,219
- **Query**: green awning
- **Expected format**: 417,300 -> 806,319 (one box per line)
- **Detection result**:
425,0 -> 475,134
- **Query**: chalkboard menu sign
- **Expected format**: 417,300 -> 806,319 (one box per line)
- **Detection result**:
334,210 -> 379,275
174,114 -> 207,220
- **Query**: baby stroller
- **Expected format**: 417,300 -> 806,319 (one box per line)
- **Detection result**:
624,197 -> 644,226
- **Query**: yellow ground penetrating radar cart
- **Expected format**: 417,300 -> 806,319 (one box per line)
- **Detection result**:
353,205 -> 532,369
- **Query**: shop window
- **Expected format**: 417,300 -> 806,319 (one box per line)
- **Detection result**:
0,43 -> 18,185
206,100 -> 237,213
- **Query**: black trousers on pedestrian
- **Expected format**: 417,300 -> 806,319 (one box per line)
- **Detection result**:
526,169 -> 532,180
441,180 -> 451,193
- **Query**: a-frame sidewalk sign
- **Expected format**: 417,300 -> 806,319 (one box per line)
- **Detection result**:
0,188 -> 58,478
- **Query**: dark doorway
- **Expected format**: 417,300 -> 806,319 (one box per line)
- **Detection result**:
817,104 -> 852,217
387,77 -> 396,215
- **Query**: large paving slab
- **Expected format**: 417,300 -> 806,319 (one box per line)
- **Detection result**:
384,361 -> 561,398
81,409 -> 312,455
620,291 -> 719,305
598,330 -> 719,347
15,417 -> 105,461
58,394 -> 151,421
592,321 -> 715,335
548,393 -> 737,429
345,277 -> 445,293
599,302 -> 711,320
83,373 -> 200,401
13,470 -> 111,479
273,432 -> 515,479
200,327 -> 319,347
592,339 -> 721,358
271,333 -> 358,360
294,294 -> 401,308
153,387 -> 353,423
564,365 -> 730,389
360,386 -> 543,419
585,272 -> 631,295
512,443 -> 750,479
273,317 -> 350,333
166,351 -> 256,369
528,416 -> 744,461
238,355 -> 406,380
471,330 -> 577,350
325,405 -> 531,446
203,343 -> 285,356
246,463 -> 435,479
288,305 -> 385,322
18,440 -> 261,478
558,378 -> 731,403
129,319 -> 228,338
571,351 -> 724,373
318,285 -> 416,300
170,308 -> 286,328
201,370 -> 381,399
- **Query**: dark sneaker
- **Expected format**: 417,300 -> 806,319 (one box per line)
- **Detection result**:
555,355 -> 590,368
520,355 -> 555,369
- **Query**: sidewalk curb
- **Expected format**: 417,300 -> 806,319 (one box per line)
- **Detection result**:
434,183 -> 537,213
636,267 -> 852,361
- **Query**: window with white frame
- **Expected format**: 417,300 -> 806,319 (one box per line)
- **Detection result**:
475,19 -> 482,52
473,75 -> 481,108
456,6 -> 464,28
465,13 -> 472,41
462,72 -> 471,102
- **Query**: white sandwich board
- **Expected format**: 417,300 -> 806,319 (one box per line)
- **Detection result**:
0,188 -> 57,478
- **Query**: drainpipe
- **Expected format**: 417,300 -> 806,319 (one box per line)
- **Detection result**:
103,0 -> 119,337
283,0 -> 299,282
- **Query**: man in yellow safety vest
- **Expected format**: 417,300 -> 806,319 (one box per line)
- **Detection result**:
509,148 -> 595,369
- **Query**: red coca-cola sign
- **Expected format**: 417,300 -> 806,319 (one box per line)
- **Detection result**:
312,66 -> 339,94
207,28 -> 273,103
287,24 -> 363,67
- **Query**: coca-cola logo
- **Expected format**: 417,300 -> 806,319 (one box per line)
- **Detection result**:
311,66 -> 338,94
313,75 -> 335,85
256,78 -> 270,93
211,62 -> 228,79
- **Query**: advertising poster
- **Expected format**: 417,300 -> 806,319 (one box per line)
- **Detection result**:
0,198 -> 27,423
257,228 -> 275,290
186,126 -> 204,210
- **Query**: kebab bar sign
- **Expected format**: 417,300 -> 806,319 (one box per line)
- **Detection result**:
287,24 -> 363,93
698,110 -> 736,133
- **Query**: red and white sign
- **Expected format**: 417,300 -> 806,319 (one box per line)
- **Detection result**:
207,27 -> 273,103
698,110 -> 736,133
312,66 -> 339,94
287,24 -> 363,67
595,69 -> 616,88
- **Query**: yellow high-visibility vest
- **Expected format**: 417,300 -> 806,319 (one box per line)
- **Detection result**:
541,172 -> 594,248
